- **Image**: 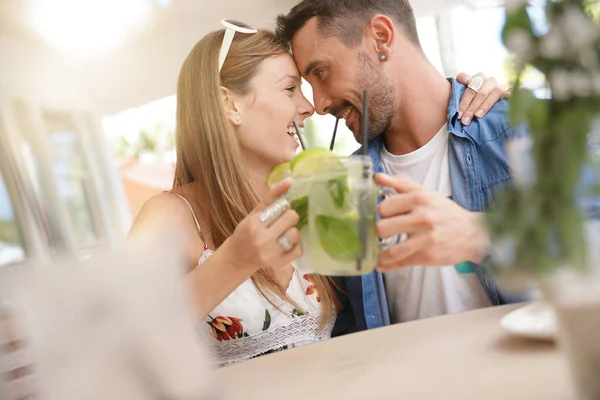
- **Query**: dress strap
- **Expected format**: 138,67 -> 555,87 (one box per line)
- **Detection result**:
166,191 -> 209,250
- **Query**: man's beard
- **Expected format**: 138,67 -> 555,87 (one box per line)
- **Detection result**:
355,50 -> 396,143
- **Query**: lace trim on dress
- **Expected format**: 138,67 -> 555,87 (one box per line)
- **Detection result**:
207,314 -> 335,367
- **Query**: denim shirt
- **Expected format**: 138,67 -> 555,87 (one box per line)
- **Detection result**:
333,78 -> 525,335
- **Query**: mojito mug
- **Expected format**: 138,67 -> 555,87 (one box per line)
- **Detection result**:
288,155 -> 399,276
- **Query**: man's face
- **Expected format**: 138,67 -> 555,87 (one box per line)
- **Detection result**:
291,17 -> 396,143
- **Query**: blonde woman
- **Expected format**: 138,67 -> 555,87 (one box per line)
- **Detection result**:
127,20 -> 504,366
128,25 -> 342,367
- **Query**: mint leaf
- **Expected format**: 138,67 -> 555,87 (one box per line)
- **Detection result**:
291,196 -> 308,230
315,215 -> 363,261
327,176 -> 349,208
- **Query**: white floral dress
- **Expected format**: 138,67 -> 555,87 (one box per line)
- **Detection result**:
170,192 -> 335,367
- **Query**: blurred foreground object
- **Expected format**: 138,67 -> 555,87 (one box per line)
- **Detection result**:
491,0 -> 600,284
490,2 -> 600,399
1,233 -> 214,400
550,265 -> 600,400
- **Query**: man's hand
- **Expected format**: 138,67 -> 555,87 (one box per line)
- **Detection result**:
375,173 -> 490,271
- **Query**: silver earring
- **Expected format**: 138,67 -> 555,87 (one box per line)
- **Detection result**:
235,116 -> 241,123
379,53 -> 387,61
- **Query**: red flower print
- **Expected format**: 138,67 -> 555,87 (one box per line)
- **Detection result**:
303,274 -> 321,302
207,316 -> 246,341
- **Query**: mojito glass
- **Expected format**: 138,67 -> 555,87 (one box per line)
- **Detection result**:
290,155 -> 388,276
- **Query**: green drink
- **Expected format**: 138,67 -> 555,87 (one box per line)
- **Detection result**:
287,177 -> 312,273
291,155 -> 396,276
269,152 -> 398,276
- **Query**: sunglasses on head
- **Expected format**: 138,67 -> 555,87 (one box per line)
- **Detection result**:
218,19 -> 258,72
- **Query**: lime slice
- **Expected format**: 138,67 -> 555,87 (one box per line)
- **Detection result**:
267,162 -> 291,187
291,148 -> 338,177
315,215 -> 363,261
340,208 -> 360,221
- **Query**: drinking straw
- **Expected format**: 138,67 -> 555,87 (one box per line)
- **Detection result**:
329,117 -> 340,151
361,91 -> 369,154
292,121 -> 306,150
357,90 -> 369,272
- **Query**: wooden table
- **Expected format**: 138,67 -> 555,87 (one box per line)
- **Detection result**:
216,304 -> 575,399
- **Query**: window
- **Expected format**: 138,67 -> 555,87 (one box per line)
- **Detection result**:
451,5 -> 510,85
449,2 -> 548,90
416,15 -> 445,74
102,96 -> 177,217
300,81 -> 361,156
43,111 -> 98,247
0,173 -> 25,267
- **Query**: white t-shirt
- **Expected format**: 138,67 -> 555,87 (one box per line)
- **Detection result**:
381,126 -> 491,323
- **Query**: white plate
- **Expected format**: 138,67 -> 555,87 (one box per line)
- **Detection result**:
500,302 -> 557,340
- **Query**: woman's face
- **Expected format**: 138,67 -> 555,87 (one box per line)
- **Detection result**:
234,53 -> 314,169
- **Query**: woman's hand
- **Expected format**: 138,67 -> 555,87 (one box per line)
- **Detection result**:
456,72 -> 511,126
220,178 -> 302,274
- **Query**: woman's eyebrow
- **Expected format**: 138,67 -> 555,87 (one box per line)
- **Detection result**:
276,75 -> 301,84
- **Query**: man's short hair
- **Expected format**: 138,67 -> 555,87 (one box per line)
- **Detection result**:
275,0 -> 420,48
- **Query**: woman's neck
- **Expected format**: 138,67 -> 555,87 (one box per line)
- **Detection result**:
244,157 -> 272,201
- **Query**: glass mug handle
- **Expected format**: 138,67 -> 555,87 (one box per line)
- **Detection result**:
377,186 -> 405,251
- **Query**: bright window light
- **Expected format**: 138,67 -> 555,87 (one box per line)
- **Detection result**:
30,0 -> 152,56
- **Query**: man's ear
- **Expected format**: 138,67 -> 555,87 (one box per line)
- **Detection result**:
221,86 -> 243,126
368,14 -> 396,62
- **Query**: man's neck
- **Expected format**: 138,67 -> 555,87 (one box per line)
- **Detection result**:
383,55 -> 452,156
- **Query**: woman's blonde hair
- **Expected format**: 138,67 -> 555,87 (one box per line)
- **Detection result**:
174,28 -> 340,325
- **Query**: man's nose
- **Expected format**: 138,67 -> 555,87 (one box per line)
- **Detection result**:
313,88 -> 333,116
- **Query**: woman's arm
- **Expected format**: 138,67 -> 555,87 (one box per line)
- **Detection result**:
185,244 -> 254,316
126,180 -> 301,318
456,72 -> 510,126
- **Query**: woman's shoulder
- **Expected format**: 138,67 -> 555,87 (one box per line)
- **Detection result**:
128,190 -> 201,242
127,190 -> 206,265
143,191 -> 189,212
137,192 -> 193,224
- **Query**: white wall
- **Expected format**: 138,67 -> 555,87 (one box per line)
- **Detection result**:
0,34 -> 93,110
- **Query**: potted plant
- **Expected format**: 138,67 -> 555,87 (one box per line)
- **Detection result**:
489,1 -> 600,398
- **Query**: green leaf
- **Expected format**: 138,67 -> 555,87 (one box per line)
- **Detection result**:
291,196 -> 308,230
509,88 -> 549,133
315,215 -> 363,261
488,0 -> 598,279
262,309 -> 271,331
291,308 -> 305,317
502,6 -> 535,49
327,176 -> 349,208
